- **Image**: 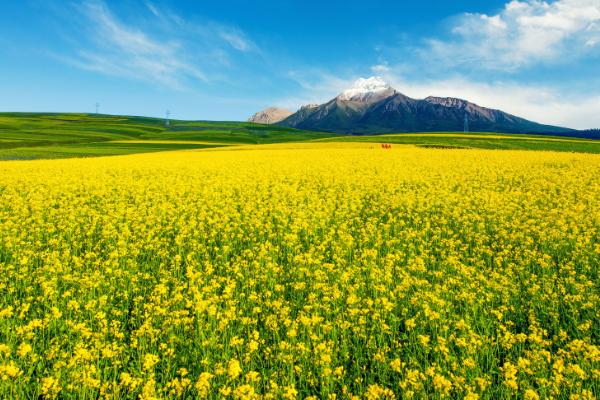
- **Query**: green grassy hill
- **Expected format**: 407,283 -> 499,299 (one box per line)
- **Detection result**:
0,113 -> 336,160
1,112 -> 599,160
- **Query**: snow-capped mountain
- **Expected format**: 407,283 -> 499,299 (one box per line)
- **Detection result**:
271,77 -> 569,134
337,77 -> 397,102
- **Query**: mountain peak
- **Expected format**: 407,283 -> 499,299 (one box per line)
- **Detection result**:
247,107 -> 293,124
338,77 -> 396,102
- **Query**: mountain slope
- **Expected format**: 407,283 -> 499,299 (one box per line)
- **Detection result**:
275,77 -> 572,134
247,107 -> 293,124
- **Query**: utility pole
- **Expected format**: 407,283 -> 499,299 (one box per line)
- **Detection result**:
464,113 -> 469,133
96,102 -> 100,114
166,110 -> 170,126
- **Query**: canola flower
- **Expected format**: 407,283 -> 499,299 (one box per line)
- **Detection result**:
0,143 -> 599,399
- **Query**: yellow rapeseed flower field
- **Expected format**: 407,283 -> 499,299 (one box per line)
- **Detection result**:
0,143 -> 599,399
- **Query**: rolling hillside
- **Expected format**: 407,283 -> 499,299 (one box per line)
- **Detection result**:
0,113 -> 336,160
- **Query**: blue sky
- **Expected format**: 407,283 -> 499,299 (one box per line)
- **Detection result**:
1,0 -> 599,128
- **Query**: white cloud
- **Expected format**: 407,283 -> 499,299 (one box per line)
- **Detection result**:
585,22 -> 600,44
432,0 -> 600,69
371,64 -> 390,72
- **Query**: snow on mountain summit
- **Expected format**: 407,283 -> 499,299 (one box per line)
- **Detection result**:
338,77 -> 396,102
343,77 -> 390,95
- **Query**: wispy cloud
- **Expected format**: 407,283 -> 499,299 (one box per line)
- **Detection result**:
144,2 -> 185,26
65,1 -> 205,89
426,0 -> 600,70
371,64 -> 390,72
146,3 -> 160,17
53,1 -> 261,89
217,26 -> 259,52
143,2 -> 259,53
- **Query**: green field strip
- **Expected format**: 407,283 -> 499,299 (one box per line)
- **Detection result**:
1,113 -> 599,160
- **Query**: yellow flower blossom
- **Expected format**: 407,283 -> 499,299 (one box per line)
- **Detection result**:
228,360 -> 242,379
0,144 -> 599,398
525,389 -> 540,400
143,354 -> 160,371
17,342 -> 32,358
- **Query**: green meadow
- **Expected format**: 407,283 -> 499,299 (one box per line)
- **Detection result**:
1,112 -> 599,160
